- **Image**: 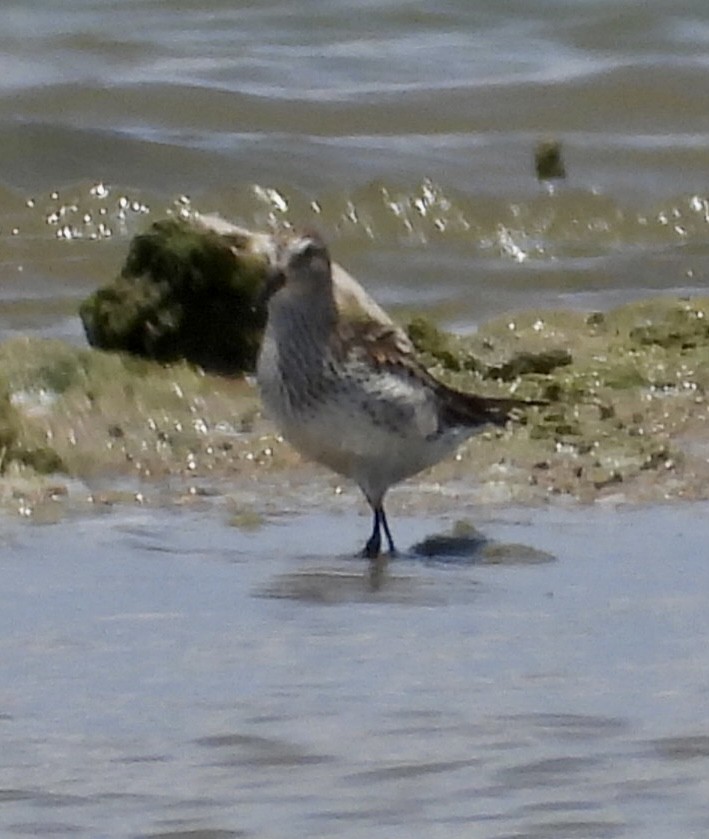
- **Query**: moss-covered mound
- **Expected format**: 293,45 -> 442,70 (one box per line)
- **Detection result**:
79,219 -> 269,373
0,336 -> 271,485
407,297 -> 709,502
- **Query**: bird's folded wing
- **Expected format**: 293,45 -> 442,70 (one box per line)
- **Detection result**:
333,320 -> 544,431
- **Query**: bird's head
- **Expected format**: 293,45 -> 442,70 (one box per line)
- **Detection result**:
259,230 -> 333,307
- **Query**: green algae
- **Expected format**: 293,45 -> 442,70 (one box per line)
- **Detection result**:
406,317 -> 481,373
0,336 -> 279,509
6,286 -> 709,515
26,215 -> 709,514
80,219 -> 268,373
411,520 -> 487,558
406,296 -> 709,503
486,348 -> 573,381
0,381 -> 64,476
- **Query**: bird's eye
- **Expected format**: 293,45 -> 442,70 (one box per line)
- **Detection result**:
291,243 -> 319,267
299,243 -> 317,260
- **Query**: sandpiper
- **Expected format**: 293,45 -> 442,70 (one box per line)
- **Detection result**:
257,231 -> 541,558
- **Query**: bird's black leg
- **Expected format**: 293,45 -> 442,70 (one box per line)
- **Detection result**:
363,508 -> 382,558
379,505 -> 396,555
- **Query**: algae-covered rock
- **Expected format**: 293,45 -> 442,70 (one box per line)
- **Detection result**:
79,219 -> 269,373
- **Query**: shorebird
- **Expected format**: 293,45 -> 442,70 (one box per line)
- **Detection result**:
257,231 -> 542,558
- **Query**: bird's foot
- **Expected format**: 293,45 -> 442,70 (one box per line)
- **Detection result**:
362,543 -> 398,560
363,505 -> 397,558
362,534 -> 382,559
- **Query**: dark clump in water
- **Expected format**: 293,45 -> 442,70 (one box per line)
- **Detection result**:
412,520 -> 555,565
534,138 -> 567,181
412,520 -> 489,559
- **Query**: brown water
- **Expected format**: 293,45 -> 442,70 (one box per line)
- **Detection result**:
2,3 -> 709,836
2,503 -> 709,838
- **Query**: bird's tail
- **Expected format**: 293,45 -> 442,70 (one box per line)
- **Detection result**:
438,385 -> 546,429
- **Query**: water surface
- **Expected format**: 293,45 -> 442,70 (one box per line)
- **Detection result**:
1,0 -> 708,340
1,504 -> 709,837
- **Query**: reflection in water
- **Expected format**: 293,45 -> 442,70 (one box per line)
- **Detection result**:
258,566 -> 441,605
367,554 -> 387,594
257,518 -> 554,604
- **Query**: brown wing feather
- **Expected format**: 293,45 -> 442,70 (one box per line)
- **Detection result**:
332,320 -> 545,429
332,320 -> 437,388
436,386 -> 542,428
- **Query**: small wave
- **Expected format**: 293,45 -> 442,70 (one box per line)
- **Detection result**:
3,177 -> 708,258
198,179 -> 709,261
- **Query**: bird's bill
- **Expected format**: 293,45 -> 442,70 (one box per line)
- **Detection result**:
257,266 -> 287,308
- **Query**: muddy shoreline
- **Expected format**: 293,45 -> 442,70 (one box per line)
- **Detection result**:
2,289 -> 709,522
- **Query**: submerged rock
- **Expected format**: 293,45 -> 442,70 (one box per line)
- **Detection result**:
79,218 -> 269,373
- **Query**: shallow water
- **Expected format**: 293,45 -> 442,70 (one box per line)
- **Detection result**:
1,0 -> 709,341
2,503 -> 709,838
